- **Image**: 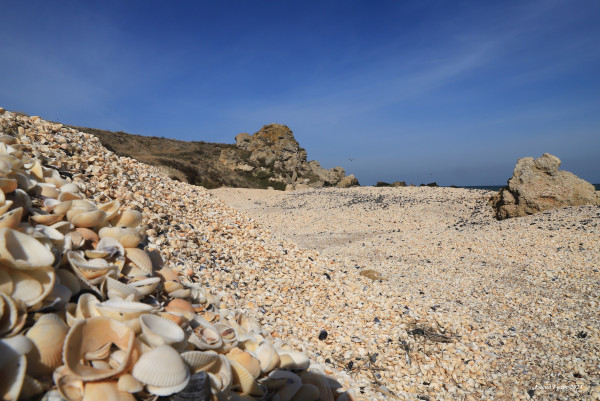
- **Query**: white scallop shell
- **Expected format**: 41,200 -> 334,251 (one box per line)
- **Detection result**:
132,345 -> 190,396
138,313 -> 185,347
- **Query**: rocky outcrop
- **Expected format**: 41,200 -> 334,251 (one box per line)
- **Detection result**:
231,124 -> 355,189
490,153 -> 600,219
337,174 -> 360,188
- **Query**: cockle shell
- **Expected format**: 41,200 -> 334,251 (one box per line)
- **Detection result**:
188,316 -> 223,350
299,371 -> 334,401
81,381 -> 136,401
138,313 -> 185,348
181,350 -> 220,373
0,341 -> 27,401
10,265 -> 55,308
111,209 -> 142,228
289,384 -> 320,401
127,276 -> 160,296
67,251 -> 117,292
97,199 -> 121,220
226,347 -> 261,379
205,354 -> 232,394
0,266 -> 14,294
96,237 -> 124,258
0,292 -> 27,337
132,345 -> 190,396
0,227 -> 55,269
59,183 -> 81,194
0,177 -> 17,193
95,299 -> 157,331
63,317 -> 135,381
118,374 -> 144,393
277,350 -> 310,372
256,340 -> 280,374
99,227 -> 143,248
26,313 -> 69,376
215,322 -> 238,350
105,277 -> 141,301
0,207 -> 22,229
71,210 -> 107,228
229,359 -> 264,397
165,299 -> 196,320
124,248 -> 153,275
30,212 -> 64,226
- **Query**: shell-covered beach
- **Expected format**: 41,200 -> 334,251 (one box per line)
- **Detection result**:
1,109 -> 599,401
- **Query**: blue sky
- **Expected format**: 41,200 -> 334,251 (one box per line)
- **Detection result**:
1,0 -> 599,185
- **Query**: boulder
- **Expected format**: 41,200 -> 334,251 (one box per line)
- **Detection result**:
229,123 -> 354,188
490,153 -> 600,219
337,174 -> 360,188
391,181 -> 406,187
376,181 -> 391,187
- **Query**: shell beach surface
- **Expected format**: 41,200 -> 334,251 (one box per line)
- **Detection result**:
0,107 -> 598,401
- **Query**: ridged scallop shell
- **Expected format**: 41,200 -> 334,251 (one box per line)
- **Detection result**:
181,350 -> 220,373
205,354 -> 232,393
81,380 -> 136,401
139,313 -> 185,347
111,209 -> 142,228
26,313 -> 68,376
256,340 -> 280,374
0,207 -> 22,229
67,251 -> 117,292
226,347 -> 261,379
0,228 -> 55,269
105,277 -> 141,301
75,293 -> 100,319
124,248 -> 153,275
132,345 -> 190,396
229,359 -> 264,396
188,316 -> 223,351
63,317 -> 135,381
0,293 -> 27,337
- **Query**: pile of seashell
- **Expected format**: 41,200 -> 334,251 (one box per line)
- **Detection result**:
0,114 -> 363,400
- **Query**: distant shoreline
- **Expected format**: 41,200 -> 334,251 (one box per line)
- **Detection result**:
450,184 -> 600,191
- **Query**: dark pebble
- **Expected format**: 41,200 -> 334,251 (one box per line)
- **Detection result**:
318,330 -> 328,340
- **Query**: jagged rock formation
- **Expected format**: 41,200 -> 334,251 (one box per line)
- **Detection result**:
231,123 -> 352,188
490,153 -> 600,219
71,123 -> 356,190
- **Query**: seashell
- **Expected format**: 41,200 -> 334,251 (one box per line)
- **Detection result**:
229,359 -> 264,397
51,201 -> 73,216
26,313 -> 69,376
97,199 -> 120,220
104,277 -> 141,301
118,374 -> 144,393
10,265 -> 55,307
0,346 -> 26,401
85,249 -> 110,259
84,341 -> 112,361
159,312 -> 188,327
56,269 -> 81,297
168,371 -> 211,401
14,172 -> 37,192
0,334 -> 34,356
36,183 -> 60,199
59,183 -> 80,194
41,283 -> 72,311
157,266 -> 179,282
289,384 -> 320,401
64,231 -> 85,250
63,316 -> 135,381
127,276 -> 160,296
138,313 -> 185,347
10,189 -> 32,215
300,371 -> 334,401
99,226 -> 143,248
261,370 -> 301,398
181,350 -> 220,373
95,299 -> 157,324
0,207 -> 23,229
30,210 -> 65,226
0,266 -> 14,294
205,354 -> 232,394
33,224 -> 65,242
81,381 -> 136,401
67,251 -> 117,288
0,200 -> 13,215
17,374 -> 45,400
28,159 -> 44,181
256,340 -> 280,374
226,347 -> 261,379
0,293 -> 27,337
215,322 -> 238,352
111,209 -> 142,228
124,248 -> 153,275
57,191 -> 82,202
65,201 -> 95,221
169,288 -> 191,299
237,314 -> 263,335
53,365 -> 85,401
188,316 -> 223,350
164,280 -> 183,294
0,177 -> 17,193
71,210 -> 107,228
76,227 -> 99,244
165,298 -> 196,319
278,350 -> 310,372
0,227 -> 55,269
96,236 -> 124,258
132,345 -> 190,396
73,293 -> 100,320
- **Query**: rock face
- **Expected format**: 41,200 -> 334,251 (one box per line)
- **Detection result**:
233,123 -> 354,188
490,153 -> 600,219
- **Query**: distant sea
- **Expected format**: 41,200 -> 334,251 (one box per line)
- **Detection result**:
454,184 -> 600,191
